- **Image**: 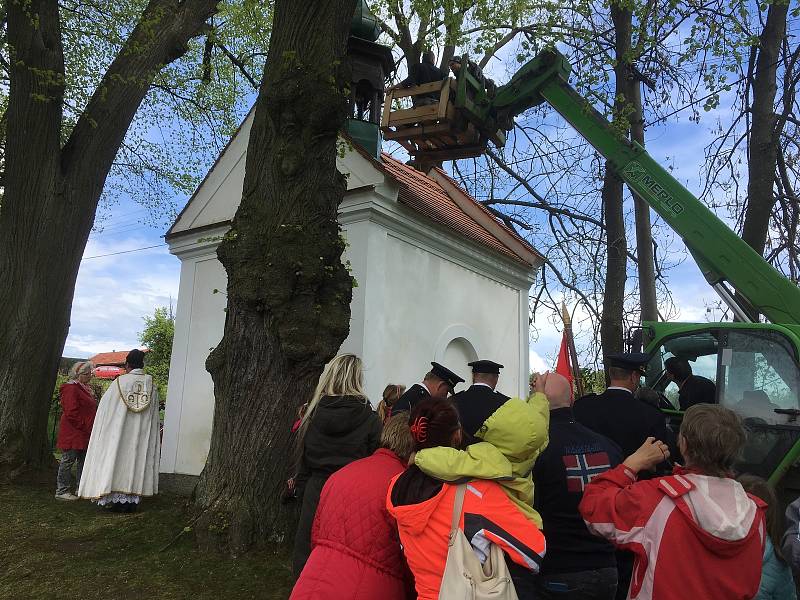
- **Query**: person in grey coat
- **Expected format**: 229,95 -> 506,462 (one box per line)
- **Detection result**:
782,495 -> 800,573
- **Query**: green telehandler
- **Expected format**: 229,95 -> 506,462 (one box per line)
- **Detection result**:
383,48 -> 800,497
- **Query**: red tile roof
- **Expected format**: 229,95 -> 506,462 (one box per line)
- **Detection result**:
379,154 -> 541,266
89,349 -> 149,367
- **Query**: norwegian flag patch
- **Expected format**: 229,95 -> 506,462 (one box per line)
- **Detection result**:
563,452 -> 612,493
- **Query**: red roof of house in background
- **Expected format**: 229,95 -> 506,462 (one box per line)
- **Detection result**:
379,154 -> 541,266
89,349 -> 149,367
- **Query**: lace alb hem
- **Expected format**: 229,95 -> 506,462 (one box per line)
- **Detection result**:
94,492 -> 141,506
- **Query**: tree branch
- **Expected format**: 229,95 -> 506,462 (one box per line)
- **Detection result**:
215,41 -> 259,88
62,0 -> 220,188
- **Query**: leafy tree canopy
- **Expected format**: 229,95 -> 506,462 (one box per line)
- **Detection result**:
139,305 -> 175,399
0,0 -> 272,223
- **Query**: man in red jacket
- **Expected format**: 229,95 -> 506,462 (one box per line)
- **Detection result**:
579,404 -> 766,600
55,361 -> 98,501
290,413 -> 415,599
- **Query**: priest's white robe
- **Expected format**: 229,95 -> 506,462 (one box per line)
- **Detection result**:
78,369 -> 160,500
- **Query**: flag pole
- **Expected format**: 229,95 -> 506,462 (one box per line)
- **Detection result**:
561,302 -> 584,398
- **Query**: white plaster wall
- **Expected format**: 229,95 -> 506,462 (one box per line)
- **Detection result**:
161,222 -> 369,475
160,252 -> 227,475
171,131 -> 387,237
171,116 -> 252,234
162,141 -> 535,476
361,231 -> 526,401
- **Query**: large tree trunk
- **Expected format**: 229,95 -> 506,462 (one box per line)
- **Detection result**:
739,2 -> 788,319
0,0 -> 219,480
191,0 -> 357,555
600,2 -> 632,366
629,81 -> 658,339
0,0 -> 68,476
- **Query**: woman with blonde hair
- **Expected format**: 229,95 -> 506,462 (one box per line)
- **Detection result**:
292,354 -> 382,577
55,361 -> 97,501
377,383 -> 406,422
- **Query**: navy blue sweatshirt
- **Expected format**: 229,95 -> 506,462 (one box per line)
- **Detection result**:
533,407 -> 623,574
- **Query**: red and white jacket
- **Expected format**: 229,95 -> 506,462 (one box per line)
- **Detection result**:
579,464 -> 766,600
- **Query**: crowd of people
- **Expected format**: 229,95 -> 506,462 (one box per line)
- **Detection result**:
54,349 -> 161,512
288,352 -> 800,600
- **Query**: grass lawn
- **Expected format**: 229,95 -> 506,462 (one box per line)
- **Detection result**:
0,480 -> 294,600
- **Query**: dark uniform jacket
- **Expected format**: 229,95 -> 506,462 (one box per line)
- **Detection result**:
400,61 -> 447,87
391,383 -> 430,415
453,383 -> 509,405
452,384 -> 509,441
678,375 -> 716,410
533,407 -> 622,575
573,387 -> 675,459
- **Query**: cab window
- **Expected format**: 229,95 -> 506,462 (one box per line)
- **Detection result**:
646,331 -> 719,409
719,330 -> 800,424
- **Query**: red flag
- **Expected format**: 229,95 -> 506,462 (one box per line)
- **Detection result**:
555,330 -> 574,386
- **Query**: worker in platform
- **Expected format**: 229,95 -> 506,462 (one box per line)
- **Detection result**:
387,50 -> 446,106
448,55 -> 496,96
391,361 -> 464,415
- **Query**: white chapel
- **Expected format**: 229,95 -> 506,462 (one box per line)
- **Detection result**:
158,109 -> 542,478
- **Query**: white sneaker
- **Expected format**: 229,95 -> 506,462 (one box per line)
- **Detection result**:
55,492 -> 79,501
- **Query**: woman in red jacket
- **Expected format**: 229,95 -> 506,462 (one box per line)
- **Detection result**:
387,398 -> 547,600
290,413 -> 415,599
55,361 -> 97,501
579,404 -> 765,600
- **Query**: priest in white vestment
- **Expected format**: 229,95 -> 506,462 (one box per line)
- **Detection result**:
79,349 -> 160,511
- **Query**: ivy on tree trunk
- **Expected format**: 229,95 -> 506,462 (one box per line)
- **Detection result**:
191,0 -> 357,554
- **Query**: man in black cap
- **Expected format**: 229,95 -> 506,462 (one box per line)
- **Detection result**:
453,359 -> 509,440
572,352 -> 674,600
448,55 -> 496,96
391,361 -> 464,414
573,352 -> 673,459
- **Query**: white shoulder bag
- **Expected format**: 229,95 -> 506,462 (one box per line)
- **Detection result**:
438,483 -> 519,599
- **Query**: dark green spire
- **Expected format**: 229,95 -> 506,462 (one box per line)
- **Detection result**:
351,0 -> 380,41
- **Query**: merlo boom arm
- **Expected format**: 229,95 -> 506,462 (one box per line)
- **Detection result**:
478,49 -> 800,324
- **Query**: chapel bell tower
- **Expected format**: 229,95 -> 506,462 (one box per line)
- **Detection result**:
345,0 -> 395,157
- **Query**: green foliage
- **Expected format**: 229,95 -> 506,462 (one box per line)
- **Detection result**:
1,1 -> 273,226
578,368 -> 607,394
371,0 -> 535,59
139,306 -> 176,399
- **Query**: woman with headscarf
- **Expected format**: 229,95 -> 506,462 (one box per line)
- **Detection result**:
55,361 -> 97,501
292,354 -> 382,577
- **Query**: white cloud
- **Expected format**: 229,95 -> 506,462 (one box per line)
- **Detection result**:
529,348 -> 548,374
63,234 -> 180,357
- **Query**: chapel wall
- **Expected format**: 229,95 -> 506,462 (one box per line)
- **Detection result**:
361,231 -> 527,400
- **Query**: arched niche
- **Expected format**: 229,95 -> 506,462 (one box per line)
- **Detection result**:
434,325 -> 483,384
